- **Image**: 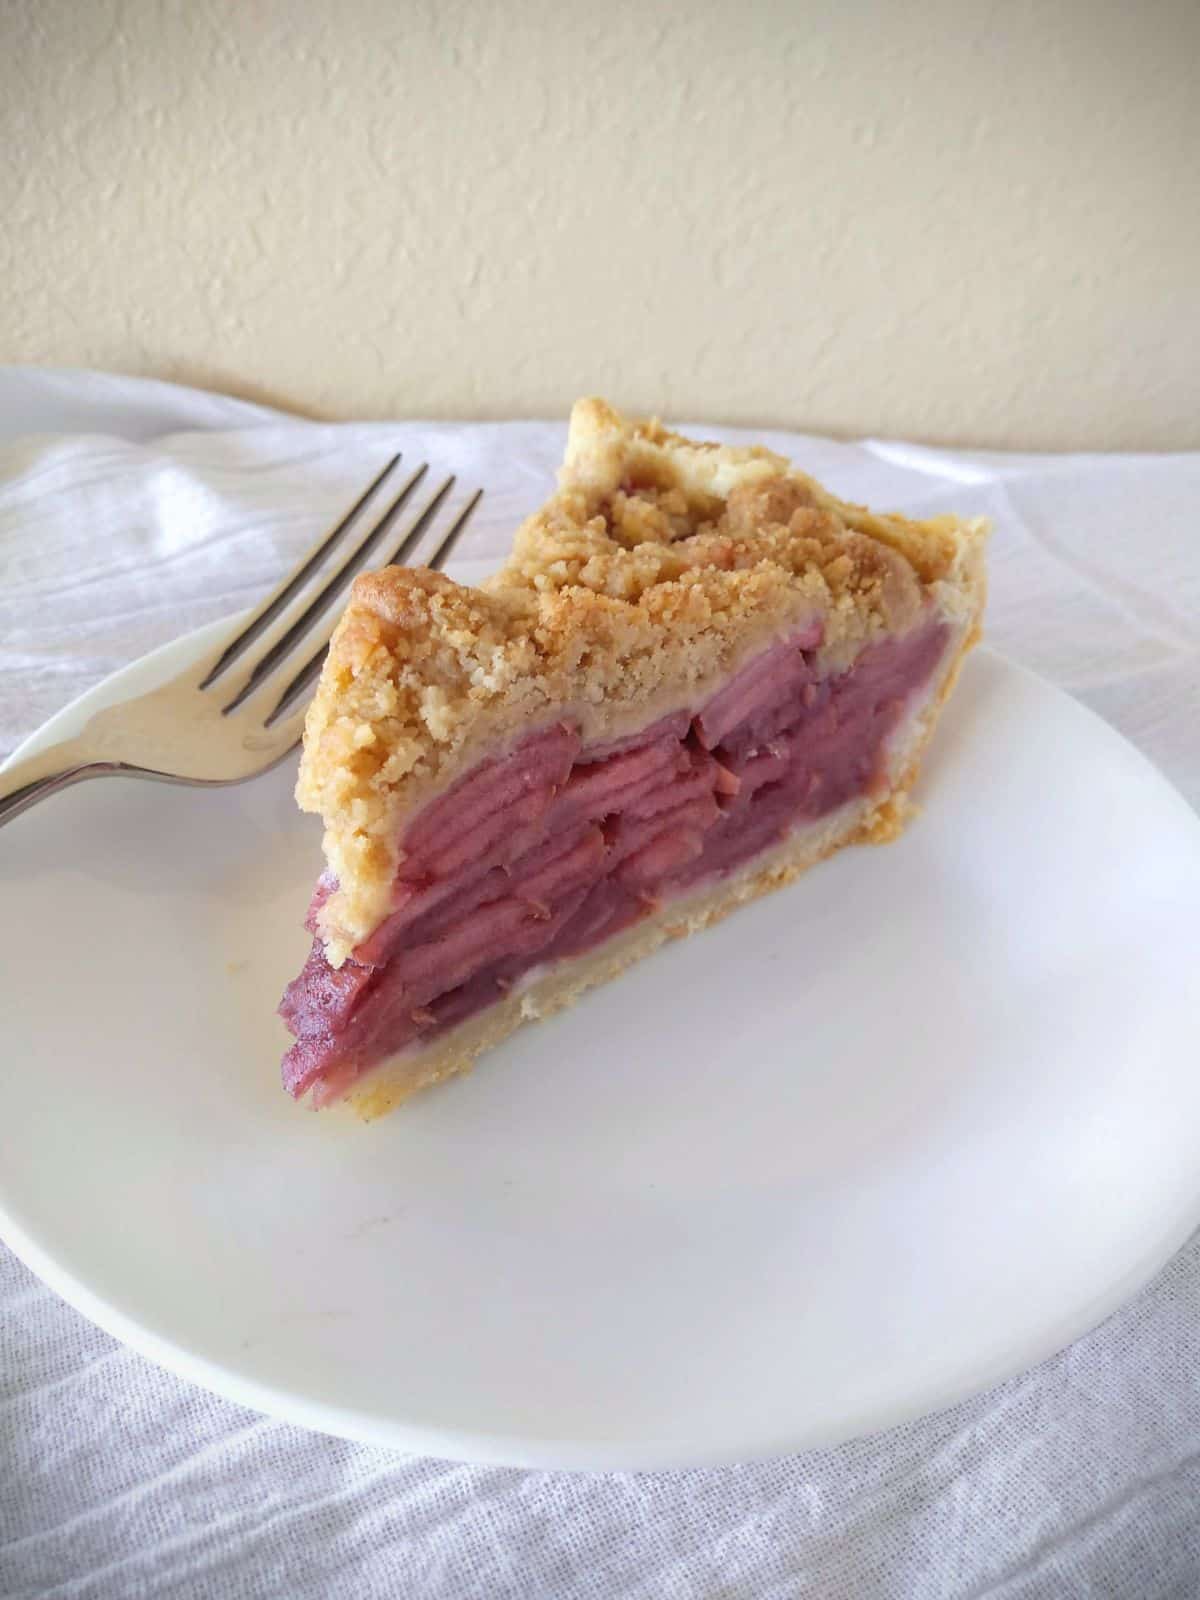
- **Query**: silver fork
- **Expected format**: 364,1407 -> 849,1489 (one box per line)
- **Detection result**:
0,457 -> 482,828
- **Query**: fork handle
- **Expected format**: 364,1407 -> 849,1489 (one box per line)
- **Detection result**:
0,739 -> 126,830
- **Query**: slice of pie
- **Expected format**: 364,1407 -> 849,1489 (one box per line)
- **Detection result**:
280,400 -> 987,1115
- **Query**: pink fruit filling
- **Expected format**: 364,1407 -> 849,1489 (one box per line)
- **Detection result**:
280,618 -> 950,1103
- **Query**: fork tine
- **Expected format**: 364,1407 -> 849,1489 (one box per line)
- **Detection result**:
424,488 -> 483,571
198,454 -> 401,690
262,650 -> 330,728
220,463 -> 430,714
262,481 -> 482,728
383,476 -> 456,566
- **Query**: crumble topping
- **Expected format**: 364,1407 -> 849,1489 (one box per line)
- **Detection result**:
298,399 -> 987,961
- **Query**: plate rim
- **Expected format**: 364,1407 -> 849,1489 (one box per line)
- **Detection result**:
3,626 -> 1200,1471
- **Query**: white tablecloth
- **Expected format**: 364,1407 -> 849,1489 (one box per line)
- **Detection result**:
2,369 -> 1198,1599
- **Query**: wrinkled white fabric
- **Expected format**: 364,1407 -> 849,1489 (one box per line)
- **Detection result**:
1,370 -> 1197,1599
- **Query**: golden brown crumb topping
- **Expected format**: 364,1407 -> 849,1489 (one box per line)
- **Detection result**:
298,399 -> 987,961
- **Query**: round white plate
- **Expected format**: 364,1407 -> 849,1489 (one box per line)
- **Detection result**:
2,629 -> 1199,1471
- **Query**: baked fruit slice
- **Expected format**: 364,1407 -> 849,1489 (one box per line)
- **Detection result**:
280,400 -> 987,1115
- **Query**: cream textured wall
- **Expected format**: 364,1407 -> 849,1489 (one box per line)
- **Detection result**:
2,0 -> 1197,449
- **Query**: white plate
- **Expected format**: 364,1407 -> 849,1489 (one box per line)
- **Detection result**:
2,628 -> 1199,1471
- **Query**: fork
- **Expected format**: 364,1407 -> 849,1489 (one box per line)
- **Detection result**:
0,457 -> 483,829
